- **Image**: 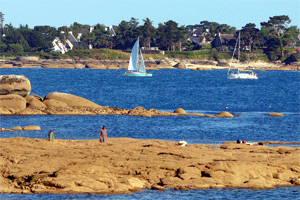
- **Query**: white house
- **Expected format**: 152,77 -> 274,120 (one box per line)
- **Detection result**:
52,37 -> 68,54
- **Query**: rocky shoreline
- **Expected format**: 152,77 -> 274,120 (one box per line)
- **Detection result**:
0,56 -> 299,71
0,137 -> 299,194
0,91 -> 284,118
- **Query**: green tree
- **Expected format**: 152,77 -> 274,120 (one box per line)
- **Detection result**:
93,23 -> 110,48
18,35 -> 30,52
5,43 -> 23,53
157,20 -> 182,51
19,24 -> 32,42
260,15 -> 292,57
0,43 -> 7,53
140,18 -> 156,50
2,24 -> 21,44
80,32 -> 95,48
57,26 -> 70,47
240,23 -> 260,52
114,20 -> 134,50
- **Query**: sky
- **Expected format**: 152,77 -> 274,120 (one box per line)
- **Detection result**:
0,0 -> 299,30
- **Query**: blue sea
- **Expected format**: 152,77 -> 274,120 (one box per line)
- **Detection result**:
0,68 -> 299,199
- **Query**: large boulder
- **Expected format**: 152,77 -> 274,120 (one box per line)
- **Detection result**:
215,111 -> 234,118
174,108 -> 187,114
0,75 -> 31,97
0,94 -> 26,113
22,125 -> 41,131
43,92 -> 102,110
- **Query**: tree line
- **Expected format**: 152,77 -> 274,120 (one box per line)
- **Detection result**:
0,14 -> 299,59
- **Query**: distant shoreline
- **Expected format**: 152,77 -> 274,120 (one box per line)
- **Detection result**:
0,57 -> 299,71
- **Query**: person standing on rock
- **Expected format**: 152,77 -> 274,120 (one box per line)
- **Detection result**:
99,126 -> 107,143
48,130 -> 54,141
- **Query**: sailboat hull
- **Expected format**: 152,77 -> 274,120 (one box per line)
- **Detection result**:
227,73 -> 258,79
122,72 -> 152,77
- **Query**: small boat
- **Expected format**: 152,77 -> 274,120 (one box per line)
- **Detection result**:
227,32 -> 258,79
122,38 -> 152,77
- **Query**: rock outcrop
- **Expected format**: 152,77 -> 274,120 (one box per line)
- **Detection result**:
215,111 -> 234,118
0,125 -> 41,131
0,94 -> 27,114
0,138 -> 299,194
0,75 -> 31,97
268,113 -> 284,117
174,108 -> 187,114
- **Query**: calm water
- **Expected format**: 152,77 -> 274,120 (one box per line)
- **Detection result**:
0,68 -> 299,199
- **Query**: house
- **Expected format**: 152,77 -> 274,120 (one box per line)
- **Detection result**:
52,37 -> 68,54
105,26 -> 116,37
187,29 -> 208,45
211,33 -> 236,51
290,34 -> 300,51
52,25 -> 116,53
67,32 -> 79,49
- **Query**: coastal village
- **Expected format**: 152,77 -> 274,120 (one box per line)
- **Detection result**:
0,9 -> 299,196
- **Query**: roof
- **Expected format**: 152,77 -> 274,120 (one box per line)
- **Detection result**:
219,34 -> 235,43
188,35 -> 205,44
191,29 -> 206,36
293,35 -> 300,43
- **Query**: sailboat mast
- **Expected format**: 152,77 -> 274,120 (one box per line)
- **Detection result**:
238,31 -> 240,74
136,38 -> 140,72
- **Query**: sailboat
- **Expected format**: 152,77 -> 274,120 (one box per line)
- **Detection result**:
122,38 -> 152,77
227,32 -> 258,79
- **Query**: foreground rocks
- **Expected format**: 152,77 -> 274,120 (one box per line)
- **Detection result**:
0,137 -> 299,194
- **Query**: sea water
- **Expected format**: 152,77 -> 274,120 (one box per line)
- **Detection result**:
0,68 -> 299,199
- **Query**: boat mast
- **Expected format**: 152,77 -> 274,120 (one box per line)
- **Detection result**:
136,37 -> 140,72
227,33 -> 238,74
238,31 -> 240,75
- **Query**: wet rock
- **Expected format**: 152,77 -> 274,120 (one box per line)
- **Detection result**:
203,115 -> 216,118
151,185 -> 166,191
85,63 -> 107,69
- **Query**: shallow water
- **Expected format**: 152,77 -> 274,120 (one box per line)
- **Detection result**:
1,187 -> 299,200
0,68 -> 299,199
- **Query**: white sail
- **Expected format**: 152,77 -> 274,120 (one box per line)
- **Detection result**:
122,37 -> 152,77
139,49 -> 146,73
128,38 -> 139,71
